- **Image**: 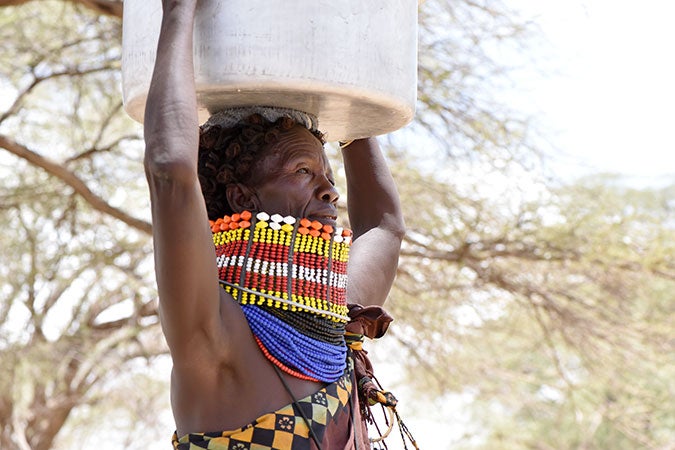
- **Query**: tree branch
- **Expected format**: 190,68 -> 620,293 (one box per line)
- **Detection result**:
0,65 -> 118,125
0,135 -> 152,235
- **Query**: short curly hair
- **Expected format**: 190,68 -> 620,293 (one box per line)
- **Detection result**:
198,114 -> 325,220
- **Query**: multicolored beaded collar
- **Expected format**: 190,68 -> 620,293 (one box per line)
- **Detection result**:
210,211 -> 353,382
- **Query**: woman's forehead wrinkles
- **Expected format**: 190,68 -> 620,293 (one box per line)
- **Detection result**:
275,138 -> 326,165
281,147 -> 320,165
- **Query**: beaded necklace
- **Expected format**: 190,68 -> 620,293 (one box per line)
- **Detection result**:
210,211 -> 353,383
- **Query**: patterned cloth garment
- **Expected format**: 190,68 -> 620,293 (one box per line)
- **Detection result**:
172,359 -> 355,450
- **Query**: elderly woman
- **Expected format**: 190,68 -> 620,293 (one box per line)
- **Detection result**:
144,1 -> 405,448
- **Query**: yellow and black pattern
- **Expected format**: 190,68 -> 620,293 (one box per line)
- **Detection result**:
172,360 -> 354,450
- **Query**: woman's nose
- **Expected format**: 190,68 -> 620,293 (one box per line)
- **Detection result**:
318,176 -> 339,203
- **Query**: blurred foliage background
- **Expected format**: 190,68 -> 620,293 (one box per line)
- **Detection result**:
0,1 -> 673,449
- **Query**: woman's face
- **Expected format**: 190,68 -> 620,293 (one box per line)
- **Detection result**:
248,125 -> 339,227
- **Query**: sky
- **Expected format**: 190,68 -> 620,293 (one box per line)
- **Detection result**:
505,0 -> 675,186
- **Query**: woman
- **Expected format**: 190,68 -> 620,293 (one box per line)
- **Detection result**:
143,1 -> 405,448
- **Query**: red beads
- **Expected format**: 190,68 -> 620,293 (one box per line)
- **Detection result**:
212,211 -> 351,320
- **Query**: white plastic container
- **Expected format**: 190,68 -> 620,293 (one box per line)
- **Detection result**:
121,0 -> 417,141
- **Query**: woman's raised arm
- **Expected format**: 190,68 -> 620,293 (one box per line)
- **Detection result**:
342,138 -> 406,307
143,0 -> 225,361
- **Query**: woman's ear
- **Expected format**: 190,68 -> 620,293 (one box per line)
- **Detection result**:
226,183 -> 259,211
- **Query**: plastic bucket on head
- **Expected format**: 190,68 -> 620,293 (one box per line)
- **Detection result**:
122,0 -> 417,141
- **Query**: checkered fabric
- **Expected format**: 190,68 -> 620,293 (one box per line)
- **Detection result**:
172,360 -> 354,450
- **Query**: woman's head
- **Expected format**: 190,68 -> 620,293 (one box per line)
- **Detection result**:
198,114 -> 338,224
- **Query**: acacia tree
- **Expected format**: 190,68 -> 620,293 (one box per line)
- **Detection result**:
0,2 -> 165,449
1,1 -> 673,450
382,163 -> 675,448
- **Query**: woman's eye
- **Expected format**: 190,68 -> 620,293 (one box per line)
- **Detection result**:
296,167 -> 311,174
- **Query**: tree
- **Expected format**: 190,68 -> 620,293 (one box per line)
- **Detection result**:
382,167 -> 675,448
0,2 -> 164,449
0,0 -> 122,18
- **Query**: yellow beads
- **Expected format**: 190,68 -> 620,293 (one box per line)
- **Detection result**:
213,211 -> 351,322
